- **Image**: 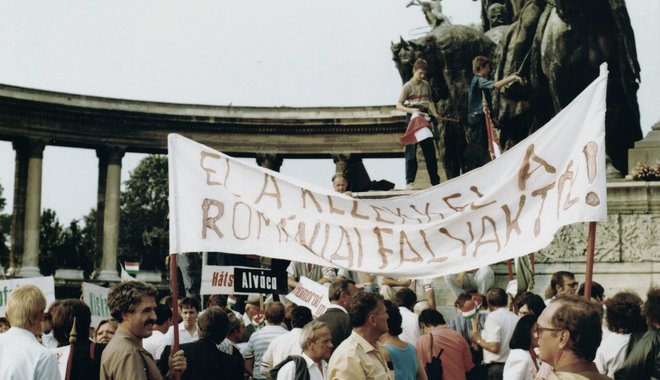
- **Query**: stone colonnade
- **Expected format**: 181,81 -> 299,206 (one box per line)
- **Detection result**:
6,144 -> 355,278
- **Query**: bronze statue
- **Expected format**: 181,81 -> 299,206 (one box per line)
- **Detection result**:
493,0 -> 642,174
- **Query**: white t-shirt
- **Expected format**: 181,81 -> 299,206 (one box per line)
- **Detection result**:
261,328 -> 303,372
594,331 -> 630,378
165,321 -> 199,345
503,348 -> 536,380
398,306 -> 421,347
143,329 -> 169,360
0,327 -> 61,380
481,307 -> 519,363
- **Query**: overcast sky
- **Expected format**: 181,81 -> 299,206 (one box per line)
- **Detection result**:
0,0 -> 658,224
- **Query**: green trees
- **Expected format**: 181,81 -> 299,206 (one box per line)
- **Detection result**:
119,155 -> 169,271
0,154 -> 169,276
0,184 -> 10,269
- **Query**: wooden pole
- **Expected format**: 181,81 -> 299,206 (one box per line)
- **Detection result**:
583,222 -> 597,300
482,93 -> 513,280
65,316 -> 77,380
169,253 -> 181,380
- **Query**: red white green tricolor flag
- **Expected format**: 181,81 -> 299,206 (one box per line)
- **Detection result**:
168,65 -> 609,279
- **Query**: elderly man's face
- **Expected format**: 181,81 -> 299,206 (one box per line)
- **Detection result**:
307,327 -> 334,362
535,301 -> 565,366
333,176 -> 348,193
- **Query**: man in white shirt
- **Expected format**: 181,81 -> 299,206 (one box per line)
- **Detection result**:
0,285 -> 61,380
143,304 -> 173,361
272,321 -> 333,380
261,306 -> 313,375
394,287 -> 421,347
470,287 -> 519,380
165,297 -> 200,345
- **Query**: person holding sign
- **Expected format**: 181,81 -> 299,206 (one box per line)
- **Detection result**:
0,285 -> 60,380
100,281 -> 187,380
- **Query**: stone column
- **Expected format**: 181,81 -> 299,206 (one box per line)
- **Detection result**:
97,148 -> 124,281
94,149 -> 108,275
256,153 -> 283,172
18,141 -> 45,278
8,140 -> 29,276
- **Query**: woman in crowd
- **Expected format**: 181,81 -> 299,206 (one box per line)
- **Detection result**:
513,292 -> 545,317
94,319 -> 117,344
380,300 -> 428,380
50,299 -> 105,380
503,315 -> 539,380
595,291 -> 647,377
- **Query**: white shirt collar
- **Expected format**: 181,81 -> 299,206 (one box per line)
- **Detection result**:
326,304 -> 348,314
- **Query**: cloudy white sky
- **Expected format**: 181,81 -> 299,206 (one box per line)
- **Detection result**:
0,0 -> 658,224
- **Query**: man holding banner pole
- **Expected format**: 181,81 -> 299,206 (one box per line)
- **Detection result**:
101,281 -> 186,380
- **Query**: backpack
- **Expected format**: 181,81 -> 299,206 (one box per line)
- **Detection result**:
424,333 -> 444,380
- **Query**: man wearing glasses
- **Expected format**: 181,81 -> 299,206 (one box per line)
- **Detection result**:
535,295 -> 610,380
545,271 -> 578,305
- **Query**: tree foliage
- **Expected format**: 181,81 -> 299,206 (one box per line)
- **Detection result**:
39,208 -> 64,275
0,183 -> 10,268
119,155 -> 169,271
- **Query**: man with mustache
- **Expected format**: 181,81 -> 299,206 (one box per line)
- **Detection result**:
100,281 -> 186,380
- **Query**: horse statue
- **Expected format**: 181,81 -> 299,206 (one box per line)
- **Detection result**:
493,0 -> 642,175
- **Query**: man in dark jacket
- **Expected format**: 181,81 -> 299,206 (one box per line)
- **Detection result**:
159,306 -> 243,380
316,279 -> 358,350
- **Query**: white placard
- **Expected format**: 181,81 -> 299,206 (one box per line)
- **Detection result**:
286,276 -> 332,318
82,282 -> 111,327
0,276 -> 56,317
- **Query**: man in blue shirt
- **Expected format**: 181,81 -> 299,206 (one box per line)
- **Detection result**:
467,56 -> 521,168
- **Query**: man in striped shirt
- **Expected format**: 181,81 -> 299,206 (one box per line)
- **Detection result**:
243,302 -> 288,379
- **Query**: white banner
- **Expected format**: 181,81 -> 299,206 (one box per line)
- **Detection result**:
82,282 -> 111,327
0,276 -> 56,317
286,277 -> 331,318
169,65 -> 608,279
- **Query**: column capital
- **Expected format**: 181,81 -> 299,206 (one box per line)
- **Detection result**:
27,140 -> 46,159
97,146 -> 126,164
256,153 -> 283,172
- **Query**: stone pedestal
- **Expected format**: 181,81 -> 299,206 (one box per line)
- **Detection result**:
54,269 -> 85,281
628,120 -> 660,174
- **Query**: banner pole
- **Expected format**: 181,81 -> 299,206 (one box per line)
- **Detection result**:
482,92 -> 513,280
583,222 -> 596,300
170,253 -> 181,380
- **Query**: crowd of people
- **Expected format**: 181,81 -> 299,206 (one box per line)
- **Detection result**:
0,266 -> 658,380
